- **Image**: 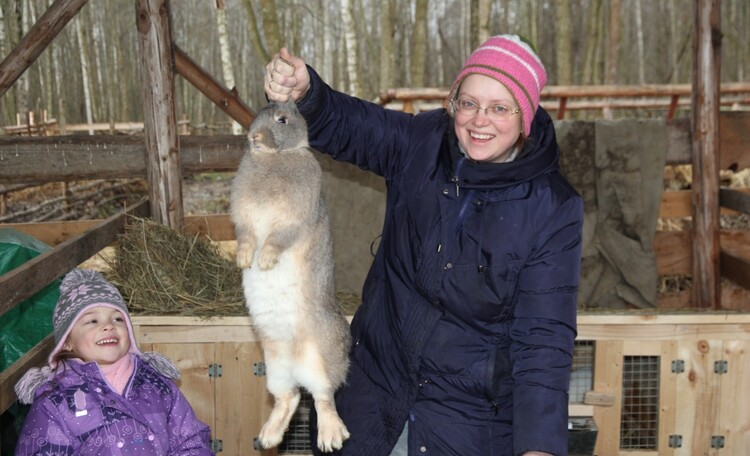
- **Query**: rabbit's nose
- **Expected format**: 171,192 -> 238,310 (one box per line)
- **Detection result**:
252,132 -> 264,142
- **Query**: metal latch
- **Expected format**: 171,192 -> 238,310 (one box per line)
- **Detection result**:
253,362 -> 266,377
668,435 -> 682,448
711,435 -> 725,449
714,360 -> 728,374
210,439 -> 223,453
671,359 -> 684,374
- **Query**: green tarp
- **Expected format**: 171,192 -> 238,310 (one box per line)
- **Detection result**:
0,228 -> 58,372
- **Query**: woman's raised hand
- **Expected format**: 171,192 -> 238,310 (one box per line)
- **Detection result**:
264,47 -> 310,102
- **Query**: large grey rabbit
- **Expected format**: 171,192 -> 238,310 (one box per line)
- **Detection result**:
229,100 -> 351,452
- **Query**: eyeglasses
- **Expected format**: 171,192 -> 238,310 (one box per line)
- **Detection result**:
451,97 -> 520,121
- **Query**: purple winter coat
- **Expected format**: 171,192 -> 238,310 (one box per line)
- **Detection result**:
15,355 -> 213,456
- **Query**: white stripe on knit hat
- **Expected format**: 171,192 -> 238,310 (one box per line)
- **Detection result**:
476,44 -> 543,92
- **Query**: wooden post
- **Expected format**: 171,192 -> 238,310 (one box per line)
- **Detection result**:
135,0 -> 183,229
690,0 -> 721,309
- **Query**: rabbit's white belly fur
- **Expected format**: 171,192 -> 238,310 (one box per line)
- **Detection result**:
241,252 -> 301,339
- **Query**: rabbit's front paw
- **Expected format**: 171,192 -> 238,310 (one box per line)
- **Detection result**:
236,240 -> 257,269
258,245 -> 281,270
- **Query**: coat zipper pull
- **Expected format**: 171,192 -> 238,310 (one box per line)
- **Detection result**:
452,176 -> 460,196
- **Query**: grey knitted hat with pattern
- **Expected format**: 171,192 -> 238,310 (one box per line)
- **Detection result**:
53,268 -> 130,344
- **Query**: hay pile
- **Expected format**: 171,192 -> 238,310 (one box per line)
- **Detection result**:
106,216 -> 247,316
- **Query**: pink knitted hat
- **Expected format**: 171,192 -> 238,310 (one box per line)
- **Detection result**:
448,35 -> 547,137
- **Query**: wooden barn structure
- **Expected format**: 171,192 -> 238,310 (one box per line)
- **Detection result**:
1,0 -> 750,455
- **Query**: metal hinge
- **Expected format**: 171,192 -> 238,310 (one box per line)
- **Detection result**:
210,439 -> 223,453
714,360 -> 728,374
711,435 -> 725,449
668,435 -> 683,448
208,364 -> 223,378
253,362 -> 266,377
671,359 -> 684,374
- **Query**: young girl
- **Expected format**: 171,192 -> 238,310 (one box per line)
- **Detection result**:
14,268 -> 214,456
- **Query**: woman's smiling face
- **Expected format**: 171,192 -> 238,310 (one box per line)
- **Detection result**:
453,74 -> 523,163
64,306 -> 131,365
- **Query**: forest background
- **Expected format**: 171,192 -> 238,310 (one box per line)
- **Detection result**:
1,0 -> 749,134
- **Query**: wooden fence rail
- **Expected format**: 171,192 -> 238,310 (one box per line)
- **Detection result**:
379,82 -> 750,119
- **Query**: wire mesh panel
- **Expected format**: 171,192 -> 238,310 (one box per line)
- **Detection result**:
570,340 -> 594,403
279,390 -> 314,453
620,356 -> 660,450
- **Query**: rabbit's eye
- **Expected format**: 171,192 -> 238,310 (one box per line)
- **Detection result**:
276,115 -> 288,125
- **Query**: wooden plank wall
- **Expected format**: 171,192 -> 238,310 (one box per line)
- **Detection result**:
129,314 -> 750,456
578,314 -> 750,456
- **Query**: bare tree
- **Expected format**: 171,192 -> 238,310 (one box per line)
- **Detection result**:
379,0 -> 395,93
603,0 -> 621,119
411,0 -> 428,87
555,0 -> 572,85
582,0 -> 604,85
634,0 -> 645,84
74,11 -> 94,133
341,0 -> 360,97
215,0 -> 241,133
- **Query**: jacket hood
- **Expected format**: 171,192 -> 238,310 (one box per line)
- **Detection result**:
443,106 -> 560,189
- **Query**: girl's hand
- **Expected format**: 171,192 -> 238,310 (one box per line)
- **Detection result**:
264,47 -> 310,103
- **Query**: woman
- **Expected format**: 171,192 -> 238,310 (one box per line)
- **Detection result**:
265,35 -> 583,456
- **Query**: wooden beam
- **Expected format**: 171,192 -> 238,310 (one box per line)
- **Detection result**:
0,334 -> 54,414
136,0 -> 183,229
2,112 -> 748,183
173,44 -> 256,129
0,201 -> 148,319
655,229 -> 750,276
378,82 -> 750,105
720,188 -> 750,214
690,0 -> 722,309
0,0 -> 88,98
0,135 -> 246,184
721,251 -> 750,290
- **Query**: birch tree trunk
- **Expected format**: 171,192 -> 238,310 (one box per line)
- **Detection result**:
476,0 -> 490,45
341,0 -> 360,97
635,0 -> 645,84
379,0 -> 395,93
603,0 -> 621,119
260,0 -> 280,56
75,15 -> 94,134
320,0 -> 334,82
555,0 -> 572,85
582,0 -> 603,84
411,0 -> 428,88
215,1 -> 241,134
18,0 -> 30,117
527,1 -> 538,55
241,0 -> 270,63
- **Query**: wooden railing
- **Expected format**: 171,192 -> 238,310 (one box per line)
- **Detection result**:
378,82 -> 750,119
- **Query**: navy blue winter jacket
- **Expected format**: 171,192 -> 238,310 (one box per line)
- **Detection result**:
300,67 -> 583,456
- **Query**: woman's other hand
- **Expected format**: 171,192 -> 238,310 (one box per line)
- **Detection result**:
264,47 -> 310,102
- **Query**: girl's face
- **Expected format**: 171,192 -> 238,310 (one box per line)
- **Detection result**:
64,306 -> 131,366
453,74 -> 523,163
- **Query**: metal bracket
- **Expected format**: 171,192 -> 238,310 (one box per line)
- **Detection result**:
668,435 -> 683,448
209,364 -> 223,378
714,360 -> 728,374
671,359 -> 685,374
210,439 -> 223,453
711,435 -> 725,449
253,362 -> 266,377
